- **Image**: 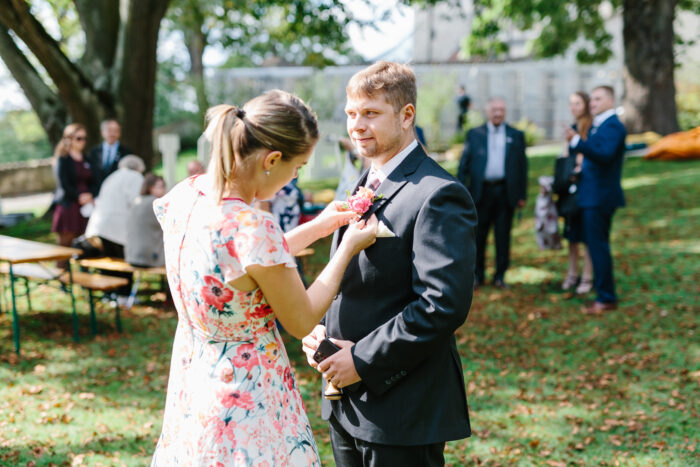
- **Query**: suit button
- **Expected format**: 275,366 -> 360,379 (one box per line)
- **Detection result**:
400,370 -> 407,376
385,379 -> 391,385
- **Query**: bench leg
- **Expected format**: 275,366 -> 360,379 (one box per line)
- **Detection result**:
114,298 -> 123,333
67,268 -> 79,343
9,265 -> 20,355
24,278 -> 32,312
88,289 -> 97,337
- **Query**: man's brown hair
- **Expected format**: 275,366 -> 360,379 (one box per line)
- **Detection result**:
346,61 -> 417,113
593,85 -> 615,99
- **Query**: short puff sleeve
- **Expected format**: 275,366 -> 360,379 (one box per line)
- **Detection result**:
214,208 -> 296,284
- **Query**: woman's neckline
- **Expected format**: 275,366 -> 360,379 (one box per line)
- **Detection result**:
190,174 -> 250,204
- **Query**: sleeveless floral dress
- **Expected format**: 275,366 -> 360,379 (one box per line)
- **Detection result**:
151,175 -> 320,466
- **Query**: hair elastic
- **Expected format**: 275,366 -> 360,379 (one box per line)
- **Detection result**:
236,108 -> 246,119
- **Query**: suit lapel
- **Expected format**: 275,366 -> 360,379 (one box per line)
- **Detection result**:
332,167 -> 370,253
363,145 -> 425,219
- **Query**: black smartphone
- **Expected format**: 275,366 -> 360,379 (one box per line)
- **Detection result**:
312,339 -> 341,364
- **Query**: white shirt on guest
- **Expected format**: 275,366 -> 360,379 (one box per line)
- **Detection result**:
570,108 -> 616,147
366,139 -> 418,187
85,168 -> 144,245
485,121 -> 507,181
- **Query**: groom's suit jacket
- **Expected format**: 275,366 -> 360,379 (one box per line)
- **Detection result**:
323,144 -> 477,446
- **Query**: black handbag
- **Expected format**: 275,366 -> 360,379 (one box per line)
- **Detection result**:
553,156 -> 580,217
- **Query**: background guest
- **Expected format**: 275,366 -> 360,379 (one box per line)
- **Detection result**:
88,119 -> 132,190
456,84 -> 471,131
554,91 -> 594,294
84,155 -> 145,258
565,85 -> 626,314
458,97 -> 528,288
186,159 -> 205,177
125,174 -> 166,268
51,123 -> 97,264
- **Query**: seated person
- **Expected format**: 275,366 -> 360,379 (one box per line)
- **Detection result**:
84,155 -> 145,256
125,174 -> 167,268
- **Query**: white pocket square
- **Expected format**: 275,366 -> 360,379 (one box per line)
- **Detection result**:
377,220 -> 395,238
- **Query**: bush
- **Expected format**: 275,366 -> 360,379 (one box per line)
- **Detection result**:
677,84 -> 700,131
0,111 -> 51,163
513,118 -> 545,147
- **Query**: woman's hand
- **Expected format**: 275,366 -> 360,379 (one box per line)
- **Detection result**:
311,201 -> 359,238
78,192 -> 94,206
340,215 -> 378,257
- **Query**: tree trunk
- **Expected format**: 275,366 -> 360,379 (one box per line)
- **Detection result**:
0,26 -> 67,145
621,0 -> 680,135
185,26 -> 210,128
117,0 -> 171,168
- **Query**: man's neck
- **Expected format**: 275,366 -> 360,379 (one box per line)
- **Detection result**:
373,132 -> 415,169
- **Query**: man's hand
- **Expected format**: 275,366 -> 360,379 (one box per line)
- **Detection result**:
563,127 -> 577,142
317,338 -> 361,388
301,325 -> 326,370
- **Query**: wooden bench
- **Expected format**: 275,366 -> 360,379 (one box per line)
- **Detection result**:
0,262 -> 129,336
77,257 -> 166,310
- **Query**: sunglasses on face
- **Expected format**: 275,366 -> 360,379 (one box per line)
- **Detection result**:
74,136 -> 87,141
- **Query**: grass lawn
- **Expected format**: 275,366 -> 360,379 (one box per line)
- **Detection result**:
0,154 -> 698,466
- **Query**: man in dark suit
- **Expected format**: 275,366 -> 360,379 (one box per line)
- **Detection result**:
87,119 -> 132,190
302,61 -> 476,467
565,85 -> 626,314
458,97 -> 527,288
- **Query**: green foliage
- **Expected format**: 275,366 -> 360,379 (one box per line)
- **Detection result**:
513,117 -> 545,147
676,83 -> 700,131
463,0 -> 617,63
416,71 -> 458,151
451,110 -> 487,144
295,72 -> 345,121
0,111 -> 51,163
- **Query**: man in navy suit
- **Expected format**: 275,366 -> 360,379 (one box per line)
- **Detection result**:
458,98 -> 528,288
565,85 -> 626,314
87,119 -> 132,191
302,61 -> 476,467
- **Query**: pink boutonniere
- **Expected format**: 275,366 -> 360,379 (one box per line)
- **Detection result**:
341,187 -> 395,238
342,186 -> 383,216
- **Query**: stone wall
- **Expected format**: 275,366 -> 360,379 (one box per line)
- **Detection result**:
0,158 -> 55,197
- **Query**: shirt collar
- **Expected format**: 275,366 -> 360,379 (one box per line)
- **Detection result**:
487,121 -> 505,133
593,109 -> 616,127
370,139 -> 418,183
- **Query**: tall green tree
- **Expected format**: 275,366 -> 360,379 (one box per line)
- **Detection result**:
0,0 -> 170,165
459,0 -> 700,135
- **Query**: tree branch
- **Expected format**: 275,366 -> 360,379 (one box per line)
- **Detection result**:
0,25 -> 66,145
74,0 -> 120,72
0,0 -> 100,124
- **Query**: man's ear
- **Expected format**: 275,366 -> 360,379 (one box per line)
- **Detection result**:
400,104 -> 416,130
262,150 -> 283,171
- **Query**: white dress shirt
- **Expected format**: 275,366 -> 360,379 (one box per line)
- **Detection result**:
485,121 -> 507,181
570,108 -> 616,147
366,139 -> 418,188
102,142 -> 118,168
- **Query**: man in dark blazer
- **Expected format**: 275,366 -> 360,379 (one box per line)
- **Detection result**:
565,85 -> 626,314
458,97 -> 527,288
87,119 -> 132,191
303,61 -> 476,466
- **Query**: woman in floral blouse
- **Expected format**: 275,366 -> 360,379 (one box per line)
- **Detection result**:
152,90 -> 377,466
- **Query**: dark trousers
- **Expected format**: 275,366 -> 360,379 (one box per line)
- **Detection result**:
581,207 -> 617,303
475,181 -> 515,283
329,415 -> 445,467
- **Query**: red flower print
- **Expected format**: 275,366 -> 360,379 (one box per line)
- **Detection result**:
218,388 -> 255,411
201,275 -> 233,311
232,344 -> 257,372
248,304 -> 273,320
282,236 -> 290,253
283,367 -> 294,391
264,219 -> 276,234
225,241 -> 238,260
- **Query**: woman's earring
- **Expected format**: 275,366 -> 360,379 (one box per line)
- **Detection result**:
265,170 -> 270,176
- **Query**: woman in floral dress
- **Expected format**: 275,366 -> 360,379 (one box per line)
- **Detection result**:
152,90 -> 377,466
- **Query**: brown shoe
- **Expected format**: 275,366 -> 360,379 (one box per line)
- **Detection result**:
582,301 -> 618,315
